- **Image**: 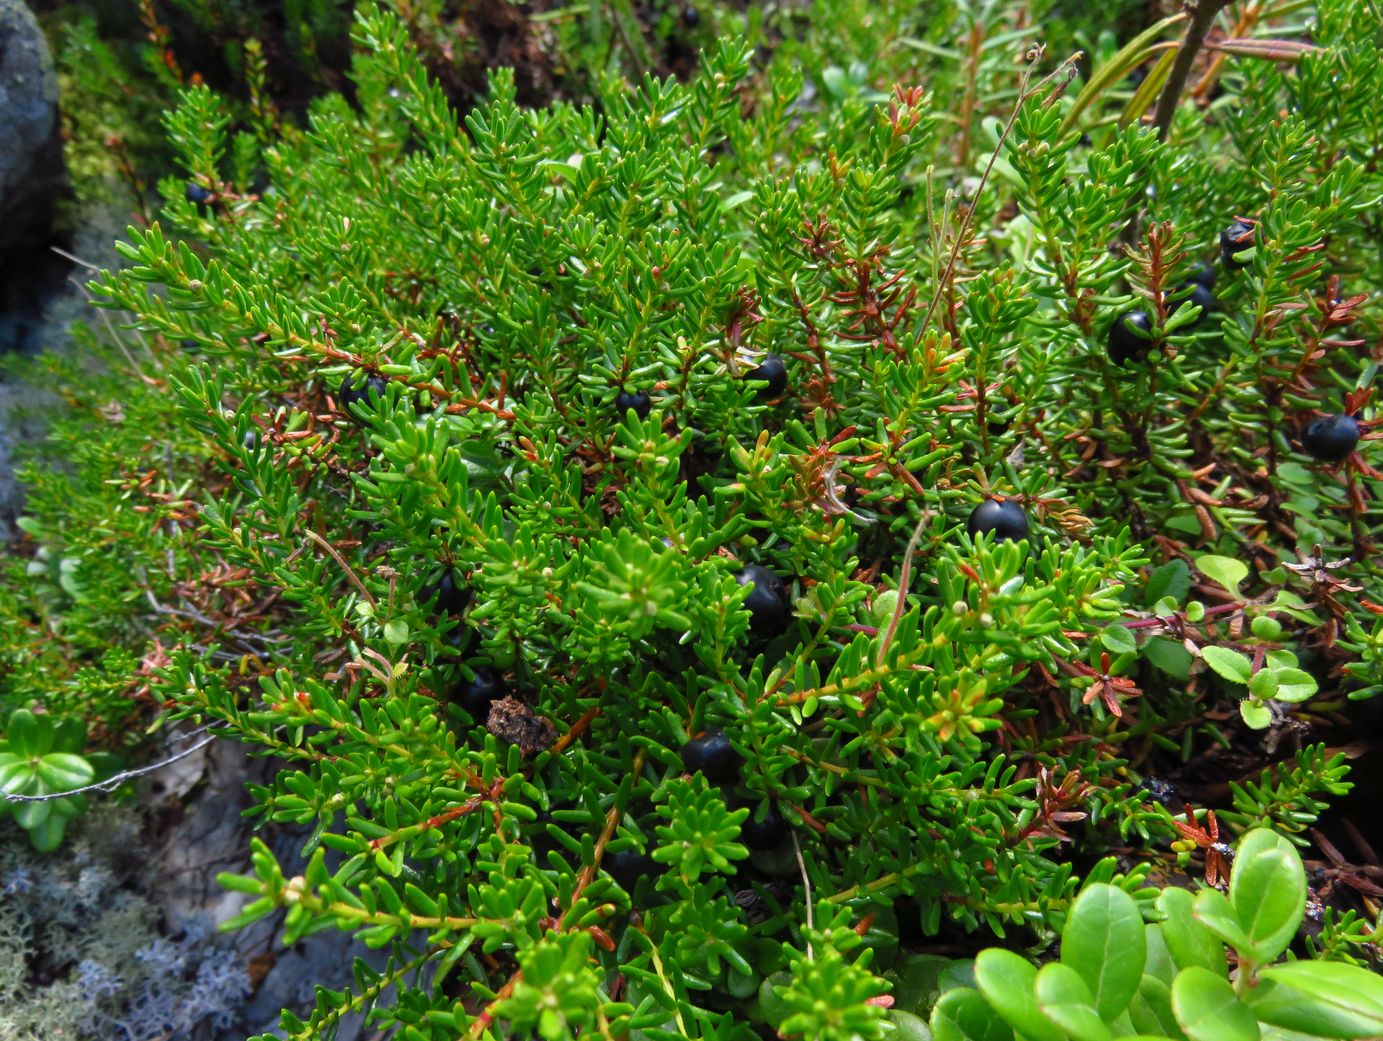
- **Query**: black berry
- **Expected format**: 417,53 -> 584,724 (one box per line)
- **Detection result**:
1169,281 -> 1215,327
744,354 -> 788,398
420,570 -> 472,615
616,388 -> 652,419
1139,776 -> 1177,806
451,666 -> 505,717
1300,413 -> 1360,463
967,497 -> 1029,542
604,848 -> 661,891
1108,310 -> 1153,365
681,729 -> 742,783
682,5 -> 700,27
441,624 -> 475,657
734,564 -> 789,636
1185,261 -> 1217,291
339,372 -> 387,413
739,800 -> 788,850
1220,219 -> 1255,271
185,181 -> 215,206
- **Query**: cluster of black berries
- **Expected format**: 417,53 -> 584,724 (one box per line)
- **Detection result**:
610,353 -> 789,421
1105,216 -> 1265,366
680,729 -> 789,851
1107,256 -> 1219,366
604,729 -> 788,892
413,568 -> 503,718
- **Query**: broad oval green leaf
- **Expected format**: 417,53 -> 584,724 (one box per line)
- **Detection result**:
1229,843 -> 1306,962
36,752 -> 95,791
1157,888 -> 1227,975
1142,924 -> 1175,984
1196,554 -> 1249,594
886,1009 -> 934,1041
1247,969 -> 1383,1040
1202,646 -> 1253,684
14,798 -> 52,830
1272,668 -> 1318,703
1033,963 -> 1111,1041
974,949 -> 1062,1041
1191,888 -> 1254,955
1061,883 -> 1146,1020
1127,974 -> 1185,1039
28,812 -> 68,853
931,988 -> 1014,1041
0,752 -> 34,794
1171,966 -> 1259,1041
4,708 -> 47,758
1240,699 -> 1274,729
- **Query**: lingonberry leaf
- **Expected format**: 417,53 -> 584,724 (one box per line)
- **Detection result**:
1060,883 -> 1147,1021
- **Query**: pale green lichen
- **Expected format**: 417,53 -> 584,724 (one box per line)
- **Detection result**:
0,805 -> 249,1041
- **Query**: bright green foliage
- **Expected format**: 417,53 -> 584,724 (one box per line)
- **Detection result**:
3,0 -> 1383,1036
0,710 -> 97,851
933,828 -> 1383,1041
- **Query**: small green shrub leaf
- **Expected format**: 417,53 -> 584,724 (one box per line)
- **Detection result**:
1195,555 -> 1249,594
1101,624 -> 1137,656
1241,699 -> 1274,729
1144,560 -> 1191,606
1156,888 -> 1227,976
1127,974 -> 1184,1040
1228,835 -> 1306,962
930,988 -> 1014,1041
1060,883 -> 1146,1020
1033,963 -> 1111,1041
1202,646 -> 1252,684
1171,966 -> 1259,1041
1251,962 -> 1383,1038
1191,888 -> 1254,954
974,949 -> 1062,1041
1271,668 -> 1318,703
1144,637 -> 1194,678
5,709 -> 47,757
35,752 -> 94,791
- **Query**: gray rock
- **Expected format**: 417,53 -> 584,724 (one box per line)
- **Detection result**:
0,0 -> 65,258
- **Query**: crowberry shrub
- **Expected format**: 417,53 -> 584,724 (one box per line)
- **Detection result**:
3,0 -> 1381,1038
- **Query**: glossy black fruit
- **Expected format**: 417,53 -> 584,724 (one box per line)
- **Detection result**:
682,4 -> 700,26
1108,310 -> 1153,365
339,372 -> 388,413
1185,261 -> 1217,291
442,622 -> 475,652
967,497 -> 1029,542
604,848 -> 661,891
739,800 -> 788,850
615,388 -> 652,419
1301,413 -> 1360,463
681,729 -> 742,783
734,564 -> 789,635
451,666 -> 505,717
1170,281 -> 1215,327
185,181 -> 215,206
744,354 -> 788,398
420,570 -> 472,615
1220,219 -> 1255,270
